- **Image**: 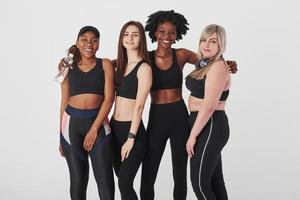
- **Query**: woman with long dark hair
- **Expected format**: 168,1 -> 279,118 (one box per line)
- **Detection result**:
111,21 -> 152,200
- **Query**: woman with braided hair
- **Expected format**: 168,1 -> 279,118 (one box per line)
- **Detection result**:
140,10 -> 237,200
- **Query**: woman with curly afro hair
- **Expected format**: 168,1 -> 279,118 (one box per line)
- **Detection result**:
140,10 -> 236,200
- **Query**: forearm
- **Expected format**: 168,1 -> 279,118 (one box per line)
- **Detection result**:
90,98 -> 114,131
59,101 -> 68,132
129,104 -> 144,135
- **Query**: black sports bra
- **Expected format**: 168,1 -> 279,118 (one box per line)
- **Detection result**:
116,60 -> 145,100
68,58 -> 104,97
150,49 -> 182,91
185,75 -> 229,101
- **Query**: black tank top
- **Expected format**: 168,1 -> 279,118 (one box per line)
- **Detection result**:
150,48 -> 182,91
185,75 -> 229,101
116,60 -> 145,100
68,58 -> 104,97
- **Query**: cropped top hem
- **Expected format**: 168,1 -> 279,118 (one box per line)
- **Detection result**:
69,90 -> 104,96
189,90 -> 229,101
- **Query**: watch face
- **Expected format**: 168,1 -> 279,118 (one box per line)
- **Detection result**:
128,132 -> 136,139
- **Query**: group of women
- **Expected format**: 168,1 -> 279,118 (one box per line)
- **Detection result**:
58,10 -> 236,200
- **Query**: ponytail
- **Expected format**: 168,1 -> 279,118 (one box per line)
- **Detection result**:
67,45 -> 81,66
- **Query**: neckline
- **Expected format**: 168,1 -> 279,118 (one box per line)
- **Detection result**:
123,60 -> 143,78
77,59 -> 98,73
153,49 -> 174,71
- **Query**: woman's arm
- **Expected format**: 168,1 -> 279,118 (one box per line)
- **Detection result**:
186,61 -> 228,157
177,48 -> 199,67
83,58 -> 115,151
59,77 -> 70,156
177,48 -> 238,73
121,63 -> 152,161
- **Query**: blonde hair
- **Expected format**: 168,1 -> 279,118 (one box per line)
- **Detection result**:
189,24 -> 226,80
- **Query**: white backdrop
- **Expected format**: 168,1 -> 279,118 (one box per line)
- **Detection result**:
0,0 -> 299,199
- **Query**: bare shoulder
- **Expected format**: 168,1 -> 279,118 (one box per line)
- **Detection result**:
138,62 -> 152,75
176,48 -> 192,56
177,48 -> 197,54
207,60 -> 229,75
101,58 -> 114,71
102,58 -> 112,66
210,60 -> 227,72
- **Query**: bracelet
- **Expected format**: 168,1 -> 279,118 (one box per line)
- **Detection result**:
128,132 -> 136,139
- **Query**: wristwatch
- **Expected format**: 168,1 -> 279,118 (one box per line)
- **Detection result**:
128,132 -> 136,139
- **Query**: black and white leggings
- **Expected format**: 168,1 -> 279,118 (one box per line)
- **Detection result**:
188,111 -> 229,200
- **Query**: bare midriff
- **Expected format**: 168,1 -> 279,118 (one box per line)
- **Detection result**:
113,96 -> 136,121
150,88 -> 182,104
68,94 -> 104,109
188,95 -> 226,112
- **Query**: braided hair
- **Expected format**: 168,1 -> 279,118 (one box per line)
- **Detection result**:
145,10 -> 189,43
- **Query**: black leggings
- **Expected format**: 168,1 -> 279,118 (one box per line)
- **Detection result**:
141,100 -> 189,200
188,111 -> 229,200
60,105 -> 114,200
111,118 -> 146,200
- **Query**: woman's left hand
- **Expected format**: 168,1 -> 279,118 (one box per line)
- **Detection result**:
186,136 -> 197,158
83,129 -> 98,151
121,139 -> 134,161
226,60 -> 238,74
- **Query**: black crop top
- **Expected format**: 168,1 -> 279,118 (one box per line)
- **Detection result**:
150,48 -> 182,91
68,58 -> 105,97
185,75 -> 229,101
116,60 -> 145,100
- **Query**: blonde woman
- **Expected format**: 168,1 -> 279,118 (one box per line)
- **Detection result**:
186,24 -> 231,200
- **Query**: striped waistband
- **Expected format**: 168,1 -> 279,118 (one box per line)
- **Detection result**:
65,105 -> 100,118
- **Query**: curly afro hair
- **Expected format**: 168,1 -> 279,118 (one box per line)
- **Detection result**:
145,10 -> 189,43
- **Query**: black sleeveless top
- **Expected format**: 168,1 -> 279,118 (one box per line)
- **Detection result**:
185,75 -> 229,101
150,48 -> 182,91
68,58 -> 104,97
116,60 -> 145,100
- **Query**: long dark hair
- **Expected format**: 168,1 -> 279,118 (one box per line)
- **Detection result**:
67,26 -> 100,66
116,21 -> 149,86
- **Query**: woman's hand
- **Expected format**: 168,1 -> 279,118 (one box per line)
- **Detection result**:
59,144 -> 65,157
58,58 -> 73,71
121,138 -> 134,161
186,136 -> 197,158
83,129 -> 98,151
226,60 -> 238,74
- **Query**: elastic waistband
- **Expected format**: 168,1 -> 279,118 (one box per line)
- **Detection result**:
150,99 -> 185,108
190,110 -> 226,116
65,105 -> 100,118
111,117 -> 145,127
